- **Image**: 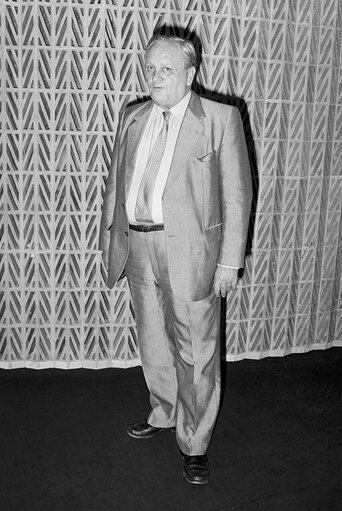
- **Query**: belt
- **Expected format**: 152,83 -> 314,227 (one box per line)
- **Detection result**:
129,223 -> 164,232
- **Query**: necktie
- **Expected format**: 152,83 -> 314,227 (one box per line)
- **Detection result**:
135,110 -> 171,223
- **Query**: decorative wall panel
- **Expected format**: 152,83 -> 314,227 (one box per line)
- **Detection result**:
1,0 -> 341,368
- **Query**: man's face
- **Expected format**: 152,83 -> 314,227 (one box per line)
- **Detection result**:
144,41 -> 195,109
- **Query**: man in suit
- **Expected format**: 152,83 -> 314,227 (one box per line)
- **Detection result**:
99,33 -> 252,485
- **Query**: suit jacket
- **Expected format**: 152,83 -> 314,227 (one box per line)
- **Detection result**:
99,91 -> 252,302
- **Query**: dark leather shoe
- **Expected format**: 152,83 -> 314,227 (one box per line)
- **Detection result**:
181,452 -> 209,485
126,419 -> 170,439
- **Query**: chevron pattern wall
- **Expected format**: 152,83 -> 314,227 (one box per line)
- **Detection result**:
1,0 -> 342,368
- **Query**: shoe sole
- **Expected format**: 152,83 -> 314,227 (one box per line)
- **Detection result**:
126,426 -> 175,439
183,469 -> 209,485
126,428 -> 167,439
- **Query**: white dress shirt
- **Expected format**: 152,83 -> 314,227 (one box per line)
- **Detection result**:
126,91 -> 191,224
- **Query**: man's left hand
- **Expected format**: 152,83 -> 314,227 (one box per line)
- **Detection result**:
213,266 -> 239,298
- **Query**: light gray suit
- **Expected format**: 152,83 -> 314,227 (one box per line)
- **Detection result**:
99,91 -> 252,454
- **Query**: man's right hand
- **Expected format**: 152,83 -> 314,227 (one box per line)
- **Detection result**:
102,250 -> 109,269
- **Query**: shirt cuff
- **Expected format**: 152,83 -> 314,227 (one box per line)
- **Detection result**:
217,263 -> 239,269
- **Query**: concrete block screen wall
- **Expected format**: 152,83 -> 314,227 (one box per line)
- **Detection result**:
1,0 -> 341,368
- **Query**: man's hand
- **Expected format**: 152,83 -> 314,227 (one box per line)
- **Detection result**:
213,266 -> 239,298
102,250 -> 109,269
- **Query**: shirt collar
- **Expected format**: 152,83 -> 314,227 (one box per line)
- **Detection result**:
152,90 -> 191,120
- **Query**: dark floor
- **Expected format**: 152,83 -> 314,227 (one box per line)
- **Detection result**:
1,348 -> 342,511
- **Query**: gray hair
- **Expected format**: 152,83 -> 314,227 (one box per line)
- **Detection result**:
145,34 -> 197,69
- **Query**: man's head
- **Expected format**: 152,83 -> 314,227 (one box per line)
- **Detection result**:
144,34 -> 197,110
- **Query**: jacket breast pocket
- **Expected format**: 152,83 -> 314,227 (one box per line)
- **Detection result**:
195,151 -> 216,164
203,223 -> 222,242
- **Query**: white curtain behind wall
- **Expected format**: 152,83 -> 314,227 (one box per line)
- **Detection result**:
1,0 -> 342,369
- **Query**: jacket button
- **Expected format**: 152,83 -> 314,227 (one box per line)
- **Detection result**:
124,231 -> 128,237
122,203 -> 125,209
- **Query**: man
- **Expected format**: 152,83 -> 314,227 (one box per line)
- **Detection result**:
99,33 -> 252,485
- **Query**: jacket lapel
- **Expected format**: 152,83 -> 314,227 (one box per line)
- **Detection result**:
124,101 -> 153,196
163,91 -> 205,191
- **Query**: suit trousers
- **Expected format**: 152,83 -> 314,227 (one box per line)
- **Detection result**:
125,228 -> 221,455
